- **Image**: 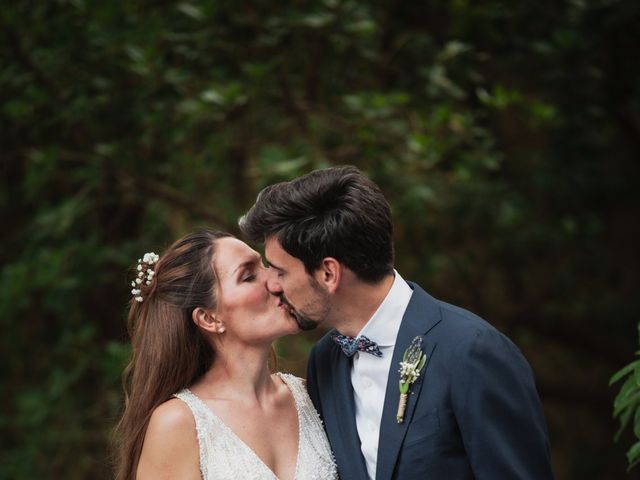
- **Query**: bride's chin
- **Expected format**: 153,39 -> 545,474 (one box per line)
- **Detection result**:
283,314 -> 302,333
277,305 -> 298,322
266,325 -> 299,342
271,311 -> 302,334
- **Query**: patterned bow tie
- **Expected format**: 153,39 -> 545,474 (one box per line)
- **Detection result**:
332,333 -> 382,358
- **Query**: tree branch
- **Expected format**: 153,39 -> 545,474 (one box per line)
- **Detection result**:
507,313 -> 633,368
117,170 -> 240,234
537,379 -> 613,412
4,27 -> 65,104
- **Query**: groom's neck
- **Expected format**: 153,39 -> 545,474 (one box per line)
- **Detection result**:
331,272 -> 395,337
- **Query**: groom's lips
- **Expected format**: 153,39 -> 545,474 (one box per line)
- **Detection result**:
278,296 -> 298,319
277,294 -> 317,331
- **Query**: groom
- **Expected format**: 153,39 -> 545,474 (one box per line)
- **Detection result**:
240,166 -> 553,479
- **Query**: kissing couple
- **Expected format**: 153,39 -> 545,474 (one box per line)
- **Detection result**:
114,166 -> 554,480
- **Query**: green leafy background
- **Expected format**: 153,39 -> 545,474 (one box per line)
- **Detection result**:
2,1 -> 639,478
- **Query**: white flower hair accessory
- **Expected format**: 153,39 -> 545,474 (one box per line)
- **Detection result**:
130,252 -> 159,302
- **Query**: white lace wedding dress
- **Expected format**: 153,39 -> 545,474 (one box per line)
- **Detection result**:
174,372 -> 338,480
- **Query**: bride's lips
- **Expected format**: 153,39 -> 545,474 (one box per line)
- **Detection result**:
277,297 -> 298,319
276,295 -> 317,332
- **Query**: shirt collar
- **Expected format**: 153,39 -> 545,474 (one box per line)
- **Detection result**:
356,270 -> 413,347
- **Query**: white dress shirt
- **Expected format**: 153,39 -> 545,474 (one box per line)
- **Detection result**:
350,271 -> 413,480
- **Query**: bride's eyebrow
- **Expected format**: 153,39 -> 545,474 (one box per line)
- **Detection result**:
232,254 -> 262,275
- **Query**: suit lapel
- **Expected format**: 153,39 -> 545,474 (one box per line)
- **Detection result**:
375,283 -> 442,480
323,343 -> 369,479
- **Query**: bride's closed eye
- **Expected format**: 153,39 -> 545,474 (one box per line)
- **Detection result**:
241,271 -> 256,282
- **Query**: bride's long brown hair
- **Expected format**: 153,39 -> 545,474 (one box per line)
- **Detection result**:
113,230 -> 231,480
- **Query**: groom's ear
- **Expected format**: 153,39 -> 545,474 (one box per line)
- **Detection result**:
316,257 -> 341,294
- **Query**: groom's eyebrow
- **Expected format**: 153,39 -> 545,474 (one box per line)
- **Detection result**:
264,258 -> 285,272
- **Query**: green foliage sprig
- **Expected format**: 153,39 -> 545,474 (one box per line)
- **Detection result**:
396,336 -> 427,423
610,324 -> 640,470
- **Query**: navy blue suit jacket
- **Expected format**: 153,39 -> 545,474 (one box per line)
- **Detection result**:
306,282 -> 553,480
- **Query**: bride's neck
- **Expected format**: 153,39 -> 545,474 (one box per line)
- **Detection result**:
197,343 -> 275,402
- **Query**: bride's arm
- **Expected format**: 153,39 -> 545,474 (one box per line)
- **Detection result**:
136,398 -> 201,480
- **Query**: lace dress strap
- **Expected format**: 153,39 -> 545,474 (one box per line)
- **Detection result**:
174,389 -> 212,479
277,373 -> 319,425
276,373 -> 305,403
276,373 -> 338,480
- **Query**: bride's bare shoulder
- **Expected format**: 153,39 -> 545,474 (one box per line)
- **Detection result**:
136,399 -> 199,479
148,398 -> 194,432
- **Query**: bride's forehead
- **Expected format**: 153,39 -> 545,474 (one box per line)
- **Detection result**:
214,237 -> 259,271
216,236 -> 253,254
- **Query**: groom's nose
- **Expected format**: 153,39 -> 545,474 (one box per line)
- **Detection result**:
266,269 -> 282,295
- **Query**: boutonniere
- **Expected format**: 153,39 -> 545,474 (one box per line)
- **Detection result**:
396,336 -> 427,423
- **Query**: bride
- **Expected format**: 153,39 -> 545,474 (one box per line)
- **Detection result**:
113,230 -> 337,479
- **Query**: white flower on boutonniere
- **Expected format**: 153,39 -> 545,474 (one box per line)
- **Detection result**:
396,336 -> 427,423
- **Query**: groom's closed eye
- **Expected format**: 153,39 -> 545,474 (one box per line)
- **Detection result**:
265,259 -> 285,274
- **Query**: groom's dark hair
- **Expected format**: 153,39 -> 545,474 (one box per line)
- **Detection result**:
239,165 -> 394,283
